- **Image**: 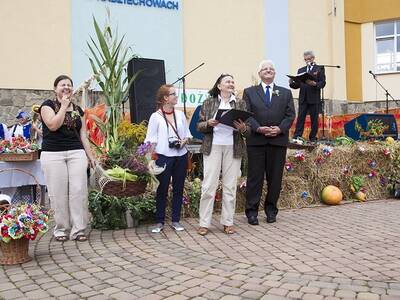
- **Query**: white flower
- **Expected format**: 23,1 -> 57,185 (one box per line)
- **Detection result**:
272,89 -> 280,97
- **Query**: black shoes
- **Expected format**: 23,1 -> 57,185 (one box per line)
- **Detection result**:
247,216 -> 259,225
266,215 -> 276,223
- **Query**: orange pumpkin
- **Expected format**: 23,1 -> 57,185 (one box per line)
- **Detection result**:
321,185 -> 343,205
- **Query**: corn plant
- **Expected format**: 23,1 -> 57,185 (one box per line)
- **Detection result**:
87,14 -> 139,151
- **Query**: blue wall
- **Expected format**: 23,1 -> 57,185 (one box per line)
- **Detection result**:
71,0 -> 183,88
264,0 -> 290,87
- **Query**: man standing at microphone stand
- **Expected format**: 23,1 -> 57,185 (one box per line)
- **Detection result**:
290,50 -> 326,143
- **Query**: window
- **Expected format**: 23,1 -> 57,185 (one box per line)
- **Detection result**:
375,20 -> 400,73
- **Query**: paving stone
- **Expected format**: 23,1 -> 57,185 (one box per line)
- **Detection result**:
281,283 -> 301,291
357,293 -> 380,300
219,296 -> 242,300
302,294 -> 324,300
181,286 -> 208,297
0,289 -> 25,299
58,295 -> 80,300
0,200 -> 398,300
47,286 -> 71,297
260,295 -> 288,300
241,290 -> 264,299
286,290 -> 303,299
163,295 -> 189,300
335,289 -> 357,298
300,287 -> 320,294
0,283 -> 16,291
267,287 -> 289,297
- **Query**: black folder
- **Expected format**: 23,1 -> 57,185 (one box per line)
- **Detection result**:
215,109 -> 228,121
287,72 -> 315,83
216,109 -> 253,128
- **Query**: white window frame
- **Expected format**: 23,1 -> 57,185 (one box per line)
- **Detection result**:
374,20 -> 400,74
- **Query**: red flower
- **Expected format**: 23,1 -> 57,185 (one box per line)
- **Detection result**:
1,225 -> 9,237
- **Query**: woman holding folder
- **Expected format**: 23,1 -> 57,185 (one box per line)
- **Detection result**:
196,74 -> 248,235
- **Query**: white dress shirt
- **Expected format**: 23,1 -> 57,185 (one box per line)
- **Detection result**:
212,94 -> 236,146
261,82 -> 275,103
144,109 -> 192,157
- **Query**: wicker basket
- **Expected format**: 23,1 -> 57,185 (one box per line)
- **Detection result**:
0,168 -> 42,205
0,151 -> 38,162
0,238 -> 31,265
102,180 -> 147,198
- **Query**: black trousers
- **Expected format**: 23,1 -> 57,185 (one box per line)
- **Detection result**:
245,144 -> 287,218
294,102 -> 319,140
155,153 -> 188,224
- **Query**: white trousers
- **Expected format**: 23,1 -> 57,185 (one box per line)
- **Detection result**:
41,150 -> 88,239
199,145 -> 241,227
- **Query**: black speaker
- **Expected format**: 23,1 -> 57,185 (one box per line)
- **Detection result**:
344,113 -> 398,140
128,58 -> 166,123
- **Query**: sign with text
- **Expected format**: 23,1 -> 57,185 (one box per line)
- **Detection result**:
97,0 -> 179,10
176,88 -> 209,108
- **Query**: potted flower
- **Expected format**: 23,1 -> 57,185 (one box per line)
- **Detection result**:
0,203 -> 49,265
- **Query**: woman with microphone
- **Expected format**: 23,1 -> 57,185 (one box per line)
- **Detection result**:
40,75 -> 95,242
196,74 -> 248,236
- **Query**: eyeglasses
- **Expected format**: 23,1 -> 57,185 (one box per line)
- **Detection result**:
168,92 -> 177,96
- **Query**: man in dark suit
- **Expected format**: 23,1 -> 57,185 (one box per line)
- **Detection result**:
243,60 -> 295,225
290,50 -> 326,142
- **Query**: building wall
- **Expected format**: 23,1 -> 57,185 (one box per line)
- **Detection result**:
288,0 -> 347,101
345,21 -> 362,101
0,0 -> 71,90
345,0 -> 400,102
71,0 -> 184,87
182,0 -> 265,92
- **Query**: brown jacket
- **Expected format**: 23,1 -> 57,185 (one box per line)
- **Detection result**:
197,96 -> 247,158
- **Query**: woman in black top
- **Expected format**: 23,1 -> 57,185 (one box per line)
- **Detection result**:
40,75 -> 94,242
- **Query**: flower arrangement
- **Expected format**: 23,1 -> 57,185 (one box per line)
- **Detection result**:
0,137 -> 38,154
117,119 -> 147,148
102,141 -> 154,184
0,204 -> 49,243
294,151 -> 306,162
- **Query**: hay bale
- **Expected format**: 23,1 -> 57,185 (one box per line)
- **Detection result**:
279,175 -> 317,209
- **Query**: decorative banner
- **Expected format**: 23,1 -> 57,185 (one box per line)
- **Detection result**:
176,88 -> 209,108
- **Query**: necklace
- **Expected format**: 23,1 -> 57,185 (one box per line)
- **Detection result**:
161,108 -> 174,115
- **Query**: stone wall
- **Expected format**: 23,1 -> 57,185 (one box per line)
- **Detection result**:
0,89 -> 55,126
0,88 -> 399,127
0,88 -> 103,126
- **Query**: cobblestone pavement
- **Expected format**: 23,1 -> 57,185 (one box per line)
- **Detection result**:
1,199 -> 400,300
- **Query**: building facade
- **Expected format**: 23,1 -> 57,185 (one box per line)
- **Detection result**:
0,0 -> 399,125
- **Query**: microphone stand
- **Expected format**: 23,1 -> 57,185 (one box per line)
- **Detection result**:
173,62 -> 205,117
368,70 -> 395,114
317,64 -> 340,140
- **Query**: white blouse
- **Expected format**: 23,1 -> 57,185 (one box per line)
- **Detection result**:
212,94 -> 236,146
144,109 -> 192,157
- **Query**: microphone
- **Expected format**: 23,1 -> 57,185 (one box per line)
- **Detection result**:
369,70 -> 376,78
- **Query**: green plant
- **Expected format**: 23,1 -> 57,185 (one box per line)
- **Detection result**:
350,175 -> 365,193
184,178 -> 202,217
127,193 -> 156,222
88,191 -> 128,229
88,191 -> 156,229
87,12 -> 139,152
387,152 -> 400,195
334,136 -> 355,146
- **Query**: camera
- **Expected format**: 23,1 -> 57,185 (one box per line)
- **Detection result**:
168,138 -> 181,149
